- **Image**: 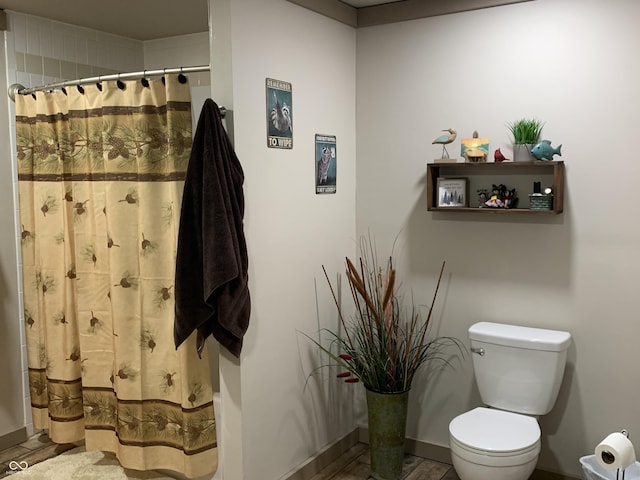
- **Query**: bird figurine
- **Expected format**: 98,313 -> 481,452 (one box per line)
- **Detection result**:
494,148 -> 509,162
432,128 -> 457,159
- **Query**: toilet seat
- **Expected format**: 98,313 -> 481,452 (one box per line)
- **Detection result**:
450,407 -> 540,453
449,407 -> 541,467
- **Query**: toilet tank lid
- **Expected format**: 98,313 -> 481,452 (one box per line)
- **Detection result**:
469,322 -> 571,352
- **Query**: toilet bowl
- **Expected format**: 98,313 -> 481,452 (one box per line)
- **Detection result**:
448,322 -> 571,480
449,407 -> 540,480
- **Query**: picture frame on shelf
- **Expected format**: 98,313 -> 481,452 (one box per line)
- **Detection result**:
460,136 -> 489,163
437,177 -> 468,208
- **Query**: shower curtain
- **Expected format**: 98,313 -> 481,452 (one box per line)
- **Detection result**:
15,74 -> 217,478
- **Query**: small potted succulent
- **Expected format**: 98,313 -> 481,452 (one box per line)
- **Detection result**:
507,118 -> 544,162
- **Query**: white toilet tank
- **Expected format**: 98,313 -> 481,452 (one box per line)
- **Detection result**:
469,322 -> 571,416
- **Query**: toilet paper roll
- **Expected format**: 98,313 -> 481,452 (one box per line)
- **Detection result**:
595,432 -> 636,471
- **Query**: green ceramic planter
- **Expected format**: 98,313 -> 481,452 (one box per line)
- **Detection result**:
366,388 -> 410,480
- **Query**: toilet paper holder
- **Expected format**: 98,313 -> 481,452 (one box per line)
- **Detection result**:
600,430 -> 632,480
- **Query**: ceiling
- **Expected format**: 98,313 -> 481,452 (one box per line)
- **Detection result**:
0,0 -> 211,40
0,0 -> 526,40
342,0 -> 404,6
0,0 -> 397,40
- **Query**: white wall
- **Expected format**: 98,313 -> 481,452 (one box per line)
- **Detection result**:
356,0 -> 640,477
210,0 -> 358,478
144,32 -> 210,70
143,32 -> 213,129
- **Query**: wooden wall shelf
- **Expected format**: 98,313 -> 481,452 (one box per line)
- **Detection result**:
427,161 -> 564,215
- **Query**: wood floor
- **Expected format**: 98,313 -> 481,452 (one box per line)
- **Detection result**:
0,432 -> 460,480
0,432 -> 77,479
310,442 -> 460,480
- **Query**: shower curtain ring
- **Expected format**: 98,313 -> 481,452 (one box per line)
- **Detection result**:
178,67 -> 187,84
116,73 -> 126,90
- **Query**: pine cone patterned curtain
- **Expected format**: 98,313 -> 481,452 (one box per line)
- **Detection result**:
15,74 -> 217,478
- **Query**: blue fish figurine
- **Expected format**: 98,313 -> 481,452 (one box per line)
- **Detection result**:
531,140 -> 562,161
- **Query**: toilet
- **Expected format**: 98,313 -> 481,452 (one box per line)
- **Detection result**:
448,322 -> 571,480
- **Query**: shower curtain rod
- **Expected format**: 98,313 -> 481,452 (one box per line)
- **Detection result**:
7,64 -> 225,117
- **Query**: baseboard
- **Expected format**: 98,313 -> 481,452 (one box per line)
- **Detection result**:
281,428 -> 360,480
358,427 -> 452,464
0,427 -> 28,451
282,426 -> 578,480
358,427 -> 579,480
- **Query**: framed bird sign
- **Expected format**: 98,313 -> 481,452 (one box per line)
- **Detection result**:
266,78 -> 293,149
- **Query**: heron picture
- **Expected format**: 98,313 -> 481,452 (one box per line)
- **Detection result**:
266,78 -> 293,149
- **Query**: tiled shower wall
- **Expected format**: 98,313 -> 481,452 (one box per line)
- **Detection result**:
7,11 -> 144,91
4,10 -> 209,437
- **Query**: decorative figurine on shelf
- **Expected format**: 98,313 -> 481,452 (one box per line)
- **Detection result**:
484,184 -> 518,209
531,139 -> 562,161
485,185 -> 505,208
529,182 -> 553,210
477,188 -> 489,207
461,130 -> 489,163
503,187 -> 518,208
494,148 -> 509,162
432,128 -> 457,159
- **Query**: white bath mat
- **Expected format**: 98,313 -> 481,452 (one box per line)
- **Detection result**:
9,446 -> 177,480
